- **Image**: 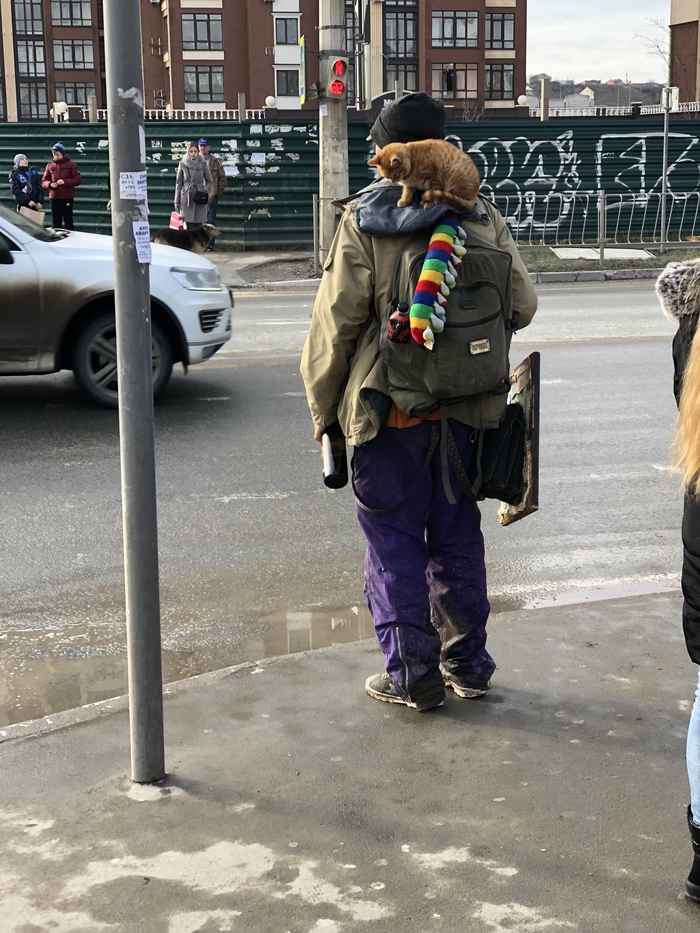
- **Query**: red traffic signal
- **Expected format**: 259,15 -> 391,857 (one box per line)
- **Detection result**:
326,56 -> 348,100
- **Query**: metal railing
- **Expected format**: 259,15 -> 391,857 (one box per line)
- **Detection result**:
491,191 -> 700,260
310,191 -> 700,269
84,108 -> 265,121
528,101 -> 700,118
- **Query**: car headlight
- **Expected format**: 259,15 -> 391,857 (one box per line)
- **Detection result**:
170,266 -> 223,290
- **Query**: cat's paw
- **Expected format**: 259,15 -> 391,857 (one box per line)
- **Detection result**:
396,198 -> 411,208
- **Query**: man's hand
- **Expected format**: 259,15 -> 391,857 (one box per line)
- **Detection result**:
313,425 -> 325,444
57,179 -> 65,186
50,183 -> 58,189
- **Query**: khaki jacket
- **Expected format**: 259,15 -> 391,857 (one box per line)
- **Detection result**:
301,194 -> 538,447
208,155 -> 227,202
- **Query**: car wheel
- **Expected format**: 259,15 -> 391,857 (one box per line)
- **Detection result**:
73,312 -> 174,409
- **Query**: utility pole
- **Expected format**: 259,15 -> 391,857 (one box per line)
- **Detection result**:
660,86 -> 678,255
540,76 -> 550,122
318,0 -> 349,260
104,0 -> 165,784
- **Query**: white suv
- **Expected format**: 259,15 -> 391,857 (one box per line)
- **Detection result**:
0,204 -> 232,407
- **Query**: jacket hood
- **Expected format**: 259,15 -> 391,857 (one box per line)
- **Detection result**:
342,178 -> 487,237
656,260 -> 700,322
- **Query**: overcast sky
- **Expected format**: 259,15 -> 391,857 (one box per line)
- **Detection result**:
527,1 -> 669,84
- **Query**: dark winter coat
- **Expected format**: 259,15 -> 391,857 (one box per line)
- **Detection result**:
41,156 -> 82,200
657,260 -> 700,664
9,166 -> 43,208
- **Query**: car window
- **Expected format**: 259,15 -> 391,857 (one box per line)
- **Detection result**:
0,203 -> 69,242
0,230 -> 21,251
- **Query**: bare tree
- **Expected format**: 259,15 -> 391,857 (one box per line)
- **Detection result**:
458,100 -> 489,122
634,16 -> 693,97
633,16 -> 672,75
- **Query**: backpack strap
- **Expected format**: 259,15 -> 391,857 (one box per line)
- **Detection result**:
439,411 -> 457,505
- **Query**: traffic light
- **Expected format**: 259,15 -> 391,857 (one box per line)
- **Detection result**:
326,56 -> 348,100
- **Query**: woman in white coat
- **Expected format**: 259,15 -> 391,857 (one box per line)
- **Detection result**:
174,142 -> 212,228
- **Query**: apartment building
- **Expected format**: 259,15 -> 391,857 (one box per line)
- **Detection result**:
670,0 -> 700,101
0,0 -> 528,120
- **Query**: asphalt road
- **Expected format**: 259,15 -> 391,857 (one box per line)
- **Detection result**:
0,280 -> 682,726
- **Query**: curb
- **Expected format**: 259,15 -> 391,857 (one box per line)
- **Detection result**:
229,277 -> 321,290
224,268 -> 666,291
530,268 -> 664,284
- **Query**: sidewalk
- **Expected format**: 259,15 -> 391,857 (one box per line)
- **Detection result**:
2,591 -> 699,932
208,251 -> 318,288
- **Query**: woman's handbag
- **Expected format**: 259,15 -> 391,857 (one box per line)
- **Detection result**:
193,190 -> 208,204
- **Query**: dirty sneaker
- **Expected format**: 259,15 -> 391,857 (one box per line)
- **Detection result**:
364,673 -> 445,711
440,666 -> 491,698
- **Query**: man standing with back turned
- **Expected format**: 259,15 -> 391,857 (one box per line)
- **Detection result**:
301,93 -> 538,711
198,137 -> 226,251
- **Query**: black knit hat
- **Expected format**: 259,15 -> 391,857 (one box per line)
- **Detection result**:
368,92 -> 446,148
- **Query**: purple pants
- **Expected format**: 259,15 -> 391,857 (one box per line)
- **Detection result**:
352,421 -> 495,703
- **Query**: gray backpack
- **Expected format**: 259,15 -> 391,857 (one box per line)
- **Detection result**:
379,222 -> 515,416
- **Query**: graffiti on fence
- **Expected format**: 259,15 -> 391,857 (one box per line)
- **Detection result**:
464,129 -> 700,236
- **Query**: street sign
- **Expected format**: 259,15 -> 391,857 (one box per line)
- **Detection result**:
299,35 -> 306,105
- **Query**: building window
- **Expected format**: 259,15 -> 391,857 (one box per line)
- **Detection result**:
51,1 -> 91,27
485,13 -> 515,50
14,1 -> 43,36
385,62 -> 417,93
275,17 -> 298,45
485,63 -> 514,100
18,80 -> 48,119
276,69 -> 299,97
183,65 -> 224,102
384,8 -> 417,58
432,62 -> 477,99
55,81 -> 95,106
432,11 -> 478,48
384,1 -> 417,94
17,39 -> 45,77
53,39 -> 94,69
182,14 -> 223,51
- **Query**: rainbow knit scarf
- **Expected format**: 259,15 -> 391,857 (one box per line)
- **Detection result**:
409,211 -> 467,351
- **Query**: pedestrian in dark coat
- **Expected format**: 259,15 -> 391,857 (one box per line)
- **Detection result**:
9,153 -> 44,213
41,141 -> 82,230
657,258 -> 700,902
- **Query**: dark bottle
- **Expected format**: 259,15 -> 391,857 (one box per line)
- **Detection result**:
387,302 -> 411,343
321,422 -> 348,489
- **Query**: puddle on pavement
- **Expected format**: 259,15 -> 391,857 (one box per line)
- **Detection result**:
0,605 -> 376,728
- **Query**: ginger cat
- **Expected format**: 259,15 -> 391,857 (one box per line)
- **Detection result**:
368,139 -> 480,212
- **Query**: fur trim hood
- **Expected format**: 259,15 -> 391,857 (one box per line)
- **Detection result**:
656,259 -> 700,322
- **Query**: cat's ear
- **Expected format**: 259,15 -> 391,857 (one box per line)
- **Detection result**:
390,156 -> 402,167
367,154 -> 380,166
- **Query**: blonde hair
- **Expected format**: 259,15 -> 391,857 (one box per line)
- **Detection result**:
677,324 -> 700,495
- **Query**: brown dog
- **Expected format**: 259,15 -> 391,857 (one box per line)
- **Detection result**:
153,223 -> 221,253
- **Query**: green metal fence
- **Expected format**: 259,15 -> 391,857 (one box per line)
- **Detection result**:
2,116 -> 699,247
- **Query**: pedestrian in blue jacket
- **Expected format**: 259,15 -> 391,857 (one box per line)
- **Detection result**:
9,153 -> 44,213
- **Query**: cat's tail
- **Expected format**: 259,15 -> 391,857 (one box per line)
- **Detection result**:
422,189 -> 477,213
